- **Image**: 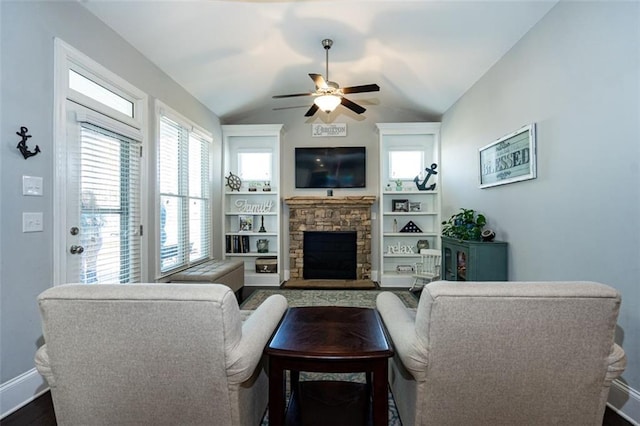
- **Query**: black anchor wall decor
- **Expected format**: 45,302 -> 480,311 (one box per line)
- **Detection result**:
16,126 -> 40,159
414,163 -> 438,191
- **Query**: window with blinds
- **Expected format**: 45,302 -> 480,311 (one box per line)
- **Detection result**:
77,123 -> 141,283
159,114 -> 211,273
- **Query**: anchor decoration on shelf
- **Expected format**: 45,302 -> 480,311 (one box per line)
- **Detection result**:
16,126 -> 40,159
414,163 -> 438,190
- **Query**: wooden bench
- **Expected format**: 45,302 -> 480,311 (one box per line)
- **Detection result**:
166,259 -> 244,294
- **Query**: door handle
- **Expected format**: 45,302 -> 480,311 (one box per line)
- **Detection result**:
70,245 -> 84,255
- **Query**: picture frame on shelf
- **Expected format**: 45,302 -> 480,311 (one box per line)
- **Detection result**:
392,199 -> 409,212
409,202 -> 422,212
479,123 -> 536,188
238,215 -> 253,232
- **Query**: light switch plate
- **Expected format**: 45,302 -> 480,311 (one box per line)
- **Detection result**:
23,212 -> 43,232
23,175 -> 43,196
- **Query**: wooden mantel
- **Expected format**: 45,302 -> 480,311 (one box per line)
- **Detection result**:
284,196 -> 376,206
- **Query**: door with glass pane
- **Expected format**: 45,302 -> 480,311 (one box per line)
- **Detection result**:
65,102 -> 141,284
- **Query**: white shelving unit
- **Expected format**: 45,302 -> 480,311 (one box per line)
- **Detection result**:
222,124 -> 283,286
377,123 -> 441,287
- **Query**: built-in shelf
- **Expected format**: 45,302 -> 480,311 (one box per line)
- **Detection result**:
225,252 -> 278,257
377,122 -> 441,287
222,124 -> 283,286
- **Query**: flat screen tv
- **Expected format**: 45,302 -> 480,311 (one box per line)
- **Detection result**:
295,147 -> 366,188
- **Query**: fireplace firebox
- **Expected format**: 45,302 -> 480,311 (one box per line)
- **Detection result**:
303,231 -> 357,280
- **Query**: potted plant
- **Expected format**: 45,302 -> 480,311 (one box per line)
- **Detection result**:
441,208 -> 487,241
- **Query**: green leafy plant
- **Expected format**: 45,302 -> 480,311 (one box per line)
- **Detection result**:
441,208 -> 486,241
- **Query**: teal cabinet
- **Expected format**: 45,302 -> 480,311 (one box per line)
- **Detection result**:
441,236 -> 508,281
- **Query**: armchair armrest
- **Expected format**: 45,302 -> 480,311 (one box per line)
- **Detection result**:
226,294 -> 287,384
34,344 -> 56,387
605,343 -> 626,384
376,292 -> 428,380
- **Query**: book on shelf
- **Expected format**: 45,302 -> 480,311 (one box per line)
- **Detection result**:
226,235 -> 250,254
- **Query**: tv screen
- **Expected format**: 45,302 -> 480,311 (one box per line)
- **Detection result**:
295,147 -> 366,188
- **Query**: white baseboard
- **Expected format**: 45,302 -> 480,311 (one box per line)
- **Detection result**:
608,379 -> 640,425
0,368 -> 48,419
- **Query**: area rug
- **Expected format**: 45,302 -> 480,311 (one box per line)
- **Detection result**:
282,279 -> 378,289
260,372 -> 402,426
240,289 -> 418,310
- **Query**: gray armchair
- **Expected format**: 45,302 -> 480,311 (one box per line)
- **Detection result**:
34,283 -> 287,426
377,281 -> 626,426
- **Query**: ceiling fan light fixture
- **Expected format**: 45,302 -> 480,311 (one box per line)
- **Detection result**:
314,94 -> 341,113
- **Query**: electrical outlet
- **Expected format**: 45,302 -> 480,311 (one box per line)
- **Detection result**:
23,212 -> 43,232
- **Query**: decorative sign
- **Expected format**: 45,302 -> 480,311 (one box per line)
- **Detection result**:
479,124 -> 537,188
396,264 -> 414,274
235,199 -> 273,213
311,123 -> 347,137
387,242 -> 415,254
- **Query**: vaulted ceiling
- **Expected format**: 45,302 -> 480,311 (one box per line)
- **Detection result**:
81,1 -> 557,123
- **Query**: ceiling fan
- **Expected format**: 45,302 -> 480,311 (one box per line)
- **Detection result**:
273,39 -> 380,117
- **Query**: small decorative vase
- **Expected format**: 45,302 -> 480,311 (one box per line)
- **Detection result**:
416,240 -> 430,252
257,239 -> 269,253
481,229 -> 496,242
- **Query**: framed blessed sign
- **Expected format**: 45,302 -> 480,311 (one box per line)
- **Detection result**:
479,124 -> 537,188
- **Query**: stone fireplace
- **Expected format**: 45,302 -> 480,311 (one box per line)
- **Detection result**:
284,196 -> 376,280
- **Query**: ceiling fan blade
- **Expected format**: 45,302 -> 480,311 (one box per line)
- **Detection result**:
309,73 -> 328,89
304,104 -> 319,117
341,97 -> 366,114
272,92 -> 315,99
341,84 -> 380,94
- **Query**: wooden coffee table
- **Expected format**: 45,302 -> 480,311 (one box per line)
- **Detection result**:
266,306 -> 393,426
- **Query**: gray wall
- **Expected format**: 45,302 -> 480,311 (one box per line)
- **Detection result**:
0,1 -> 220,384
440,0 -> 639,416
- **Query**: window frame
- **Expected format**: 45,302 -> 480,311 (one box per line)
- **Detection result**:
156,101 -> 213,277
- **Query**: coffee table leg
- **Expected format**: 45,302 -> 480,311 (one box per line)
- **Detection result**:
372,361 -> 388,426
290,370 -> 300,395
269,357 -> 285,426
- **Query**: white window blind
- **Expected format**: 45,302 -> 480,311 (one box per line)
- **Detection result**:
75,123 -> 141,283
159,114 -> 211,273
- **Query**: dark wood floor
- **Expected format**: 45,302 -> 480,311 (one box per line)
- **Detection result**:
1,390 -> 632,426
3,287 -> 633,426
